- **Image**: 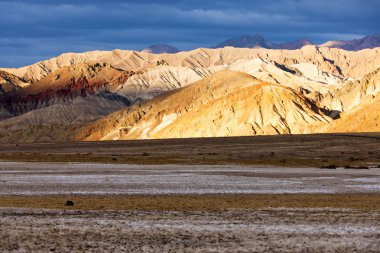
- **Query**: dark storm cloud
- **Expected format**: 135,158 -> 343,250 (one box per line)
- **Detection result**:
0,0 -> 379,67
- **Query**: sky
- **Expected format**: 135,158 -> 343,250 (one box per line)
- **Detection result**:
0,0 -> 379,68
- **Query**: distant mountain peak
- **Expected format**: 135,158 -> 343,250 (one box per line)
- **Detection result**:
215,34 -> 380,51
240,34 -> 266,41
320,34 -> 380,51
277,38 -> 315,50
142,44 -> 180,54
215,35 -> 316,50
215,34 -> 275,49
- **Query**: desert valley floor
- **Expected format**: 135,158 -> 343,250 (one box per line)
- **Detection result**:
1,2 -> 379,252
0,134 -> 379,252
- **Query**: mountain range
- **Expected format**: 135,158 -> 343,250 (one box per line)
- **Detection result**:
214,35 -> 314,50
142,44 -> 180,54
320,35 -> 380,51
0,39 -> 379,143
143,34 -> 380,53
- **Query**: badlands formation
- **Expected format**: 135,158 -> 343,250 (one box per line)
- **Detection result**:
0,45 -> 379,142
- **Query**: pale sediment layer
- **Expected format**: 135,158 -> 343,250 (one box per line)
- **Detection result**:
0,162 -> 379,195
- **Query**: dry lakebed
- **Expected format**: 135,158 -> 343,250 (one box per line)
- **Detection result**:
0,161 -> 379,252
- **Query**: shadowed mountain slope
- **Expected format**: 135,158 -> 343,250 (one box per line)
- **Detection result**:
0,62 -> 134,115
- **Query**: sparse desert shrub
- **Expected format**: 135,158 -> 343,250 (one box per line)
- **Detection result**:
65,200 -> 74,206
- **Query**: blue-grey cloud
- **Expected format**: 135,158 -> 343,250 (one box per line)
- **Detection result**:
0,0 -> 379,67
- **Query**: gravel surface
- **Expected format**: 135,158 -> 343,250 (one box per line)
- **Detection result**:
0,207 -> 379,252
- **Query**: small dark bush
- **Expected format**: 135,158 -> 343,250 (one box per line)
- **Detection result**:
65,200 -> 74,206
